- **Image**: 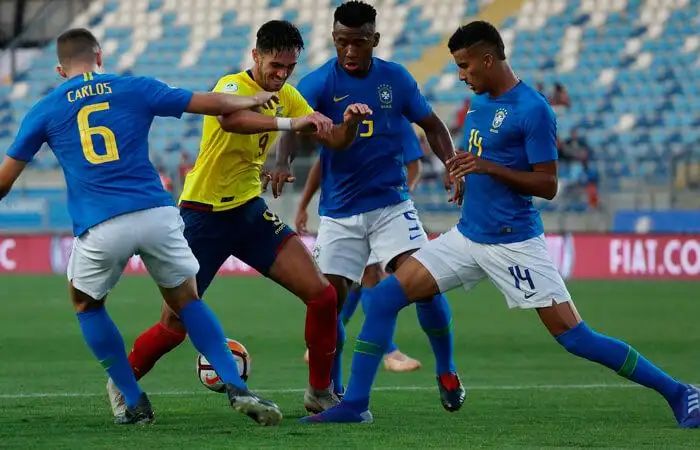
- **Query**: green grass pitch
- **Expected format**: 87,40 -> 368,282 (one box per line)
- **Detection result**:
1,275 -> 699,448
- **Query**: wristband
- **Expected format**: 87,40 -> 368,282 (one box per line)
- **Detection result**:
275,117 -> 292,131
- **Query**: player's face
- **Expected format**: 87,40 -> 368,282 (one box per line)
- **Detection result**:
452,46 -> 493,94
253,49 -> 299,91
332,23 -> 379,75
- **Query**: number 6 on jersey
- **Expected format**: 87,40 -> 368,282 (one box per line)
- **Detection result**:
77,102 -> 120,164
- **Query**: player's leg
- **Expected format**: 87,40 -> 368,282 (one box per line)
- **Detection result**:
359,260 -> 422,372
123,207 -> 229,384
375,202 -> 457,389
140,206 -> 281,425
478,233 -> 697,428
67,216 -> 153,424
232,199 -> 343,410
302,227 -> 484,423
312,214 -> 371,397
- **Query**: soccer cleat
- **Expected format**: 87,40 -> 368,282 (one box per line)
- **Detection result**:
226,383 -> 283,426
437,372 -> 466,412
671,384 -> 700,428
114,392 -> 155,425
383,350 -> 422,372
106,377 -> 126,418
299,403 -> 373,424
304,384 -> 341,414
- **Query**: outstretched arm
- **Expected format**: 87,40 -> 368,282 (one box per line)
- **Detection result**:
415,112 -> 463,204
313,103 -> 372,150
0,156 -> 28,200
185,91 -> 279,116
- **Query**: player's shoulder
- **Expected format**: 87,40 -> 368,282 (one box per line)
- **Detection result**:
515,82 -> 552,114
214,71 -> 248,92
374,58 -> 415,81
300,59 -> 336,82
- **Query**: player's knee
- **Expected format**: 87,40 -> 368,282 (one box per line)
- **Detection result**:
306,282 -> 338,312
555,321 -> 593,357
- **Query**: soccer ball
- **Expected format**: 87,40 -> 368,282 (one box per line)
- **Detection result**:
196,338 -> 251,393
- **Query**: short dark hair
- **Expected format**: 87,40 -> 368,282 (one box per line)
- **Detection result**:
334,1 -> 377,28
256,20 -> 304,54
56,28 -> 100,66
448,21 -> 506,60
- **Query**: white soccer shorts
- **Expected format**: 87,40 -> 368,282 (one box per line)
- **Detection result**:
67,206 -> 199,300
314,200 -> 428,283
413,227 -> 572,309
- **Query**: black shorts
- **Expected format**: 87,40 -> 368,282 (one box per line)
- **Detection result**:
180,197 -> 295,296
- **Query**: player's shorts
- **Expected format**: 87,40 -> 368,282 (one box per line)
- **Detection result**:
67,206 -> 199,300
366,250 -> 381,267
180,196 -> 295,296
314,199 -> 428,283
413,227 -> 572,309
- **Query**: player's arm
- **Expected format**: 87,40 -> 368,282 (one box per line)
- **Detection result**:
313,103 -> 372,150
415,112 -> 463,204
294,157 -> 321,234
217,109 -> 334,135
406,159 -> 422,192
0,156 -> 28,201
185,92 -> 279,116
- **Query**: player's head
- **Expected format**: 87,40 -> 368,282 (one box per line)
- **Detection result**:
448,21 -> 506,94
332,1 -> 379,76
56,28 -> 102,78
252,20 -> 304,91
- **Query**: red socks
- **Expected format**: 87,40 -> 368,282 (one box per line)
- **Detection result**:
305,283 -> 338,390
128,322 -> 186,380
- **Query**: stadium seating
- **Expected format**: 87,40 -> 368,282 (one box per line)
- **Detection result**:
0,0 -> 698,217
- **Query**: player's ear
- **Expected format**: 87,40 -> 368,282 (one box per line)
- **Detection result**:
95,50 -> 103,70
56,65 -> 67,79
483,52 -> 494,69
252,48 -> 259,64
373,32 -> 380,48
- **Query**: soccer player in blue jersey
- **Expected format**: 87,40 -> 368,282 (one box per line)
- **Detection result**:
0,28 -> 288,426
302,21 -> 700,427
296,119 -> 426,372
273,1 -> 465,409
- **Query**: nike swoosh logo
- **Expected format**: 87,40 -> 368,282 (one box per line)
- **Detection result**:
466,109 -> 477,114
333,94 -> 350,102
409,234 -> 422,240
524,292 -> 537,299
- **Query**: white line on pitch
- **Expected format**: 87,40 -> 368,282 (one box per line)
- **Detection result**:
0,383 -> 647,399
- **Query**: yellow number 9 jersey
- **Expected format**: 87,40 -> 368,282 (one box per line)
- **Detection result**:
179,71 -> 313,211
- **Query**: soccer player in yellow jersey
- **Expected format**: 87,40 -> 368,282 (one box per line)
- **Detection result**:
110,20 -> 372,420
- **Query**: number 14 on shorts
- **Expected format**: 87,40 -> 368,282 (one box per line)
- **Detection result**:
508,265 -> 536,296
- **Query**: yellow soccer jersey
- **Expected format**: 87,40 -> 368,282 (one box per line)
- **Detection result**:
179,71 -> 313,211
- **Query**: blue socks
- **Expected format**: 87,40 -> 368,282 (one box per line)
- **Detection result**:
77,306 -> 143,408
331,320 -> 346,394
179,300 -> 246,390
340,286 -> 362,325
416,294 -> 455,375
343,276 -> 410,411
557,321 -> 685,401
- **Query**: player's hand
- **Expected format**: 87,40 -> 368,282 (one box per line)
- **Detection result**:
261,170 -> 272,192
442,170 -> 463,206
269,163 -> 296,198
295,208 -> 309,234
253,92 -> 280,110
447,151 -> 492,179
292,112 -> 334,134
343,103 -> 373,125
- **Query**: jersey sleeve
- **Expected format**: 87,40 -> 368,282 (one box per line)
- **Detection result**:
400,122 -> 423,163
138,77 -> 194,118
6,106 -> 47,162
522,101 -> 558,164
296,71 -> 325,111
285,85 -> 314,117
396,65 -> 433,123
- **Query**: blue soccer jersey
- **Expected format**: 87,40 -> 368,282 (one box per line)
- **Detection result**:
297,58 -> 433,218
458,81 -> 557,244
7,72 -> 193,236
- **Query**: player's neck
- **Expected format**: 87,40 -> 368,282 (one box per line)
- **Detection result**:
487,64 -> 519,98
64,65 -> 99,79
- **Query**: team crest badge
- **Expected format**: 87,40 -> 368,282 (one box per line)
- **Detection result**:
222,82 -> 239,93
491,108 -> 508,130
378,84 -> 393,108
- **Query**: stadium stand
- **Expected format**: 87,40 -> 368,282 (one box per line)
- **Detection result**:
1,0 -> 699,229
